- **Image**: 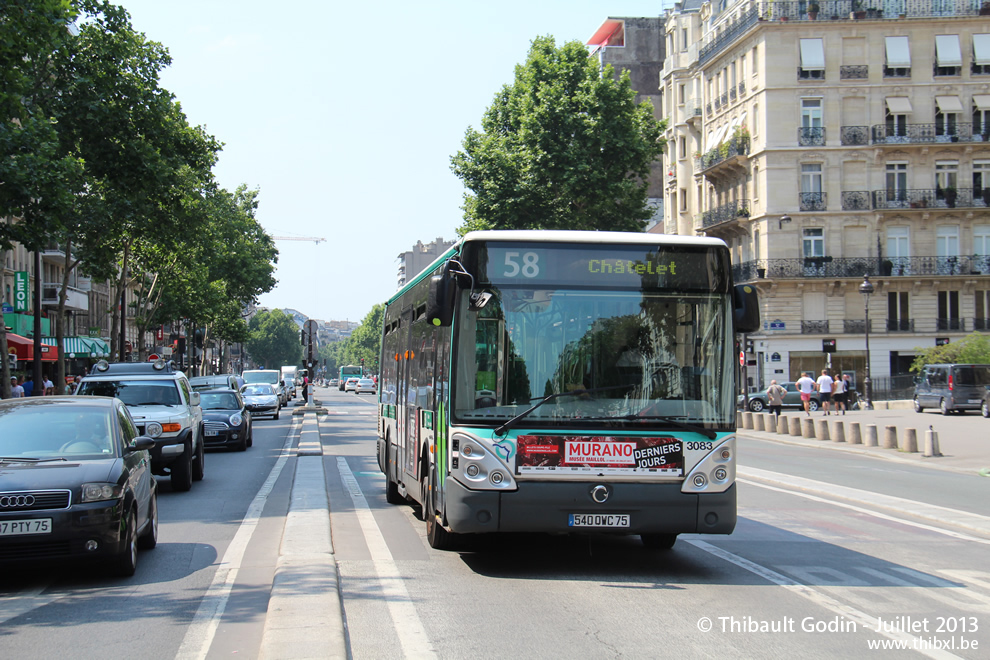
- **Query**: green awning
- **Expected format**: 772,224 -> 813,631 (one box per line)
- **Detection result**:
41,336 -> 107,358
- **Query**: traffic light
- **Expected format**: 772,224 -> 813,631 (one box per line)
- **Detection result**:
745,339 -> 755,353
301,329 -> 306,345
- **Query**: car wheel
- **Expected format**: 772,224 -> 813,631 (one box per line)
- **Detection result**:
274,407 -> 280,420
983,401 -> 990,418
808,399 -> 820,412
247,424 -> 253,447
914,397 -> 924,413
112,509 -> 138,577
940,398 -> 950,416
749,398 -> 765,413
170,444 -> 193,492
641,533 -> 677,550
235,431 -> 248,452
138,491 -> 158,550
193,435 -> 205,481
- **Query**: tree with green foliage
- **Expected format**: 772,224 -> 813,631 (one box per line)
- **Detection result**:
911,333 -> 990,372
246,309 -> 302,369
450,36 -> 666,235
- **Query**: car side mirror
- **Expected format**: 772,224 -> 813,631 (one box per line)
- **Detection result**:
190,391 -> 201,406
126,436 -> 156,453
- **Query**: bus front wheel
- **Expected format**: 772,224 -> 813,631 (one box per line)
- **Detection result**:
641,533 -> 677,550
384,443 -> 404,505
423,467 -> 455,550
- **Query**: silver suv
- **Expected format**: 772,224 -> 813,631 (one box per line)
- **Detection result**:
76,360 -> 205,491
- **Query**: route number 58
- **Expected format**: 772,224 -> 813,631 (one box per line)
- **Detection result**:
503,251 -> 541,278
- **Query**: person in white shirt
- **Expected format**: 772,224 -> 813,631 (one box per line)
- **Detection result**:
831,374 -> 847,415
795,372 -> 817,416
9,376 -> 24,398
816,369 -> 834,415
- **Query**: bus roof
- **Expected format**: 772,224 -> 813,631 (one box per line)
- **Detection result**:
387,230 -> 729,306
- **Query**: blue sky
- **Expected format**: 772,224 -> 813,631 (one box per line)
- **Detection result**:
120,1 -> 666,323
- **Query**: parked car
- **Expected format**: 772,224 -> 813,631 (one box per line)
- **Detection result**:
76,360 -> 205,492
200,389 -> 252,451
738,382 -> 820,413
982,385 -> 990,418
241,383 -> 281,419
329,378 -> 339,388
0,396 -> 158,576
914,363 -> 990,414
344,377 -> 360,393
355,378 -> 377,395
242,369 -> 288,406
189,374 -> 240,392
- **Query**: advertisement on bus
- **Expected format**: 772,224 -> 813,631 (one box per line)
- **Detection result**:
516,435 -> 683,476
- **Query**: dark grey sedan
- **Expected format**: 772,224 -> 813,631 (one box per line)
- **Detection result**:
738,382 -> 820,413
0,396 -> 158,576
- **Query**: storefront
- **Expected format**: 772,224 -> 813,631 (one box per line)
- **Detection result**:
6,333 -> 60,363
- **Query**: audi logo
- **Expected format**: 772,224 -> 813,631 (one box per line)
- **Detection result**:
0,494 -> 36,508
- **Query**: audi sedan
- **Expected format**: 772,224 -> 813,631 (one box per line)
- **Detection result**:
355,378 -> 377,395
200,389 -> 253,451
240,383 -> 281,420
0,396 -> 158,576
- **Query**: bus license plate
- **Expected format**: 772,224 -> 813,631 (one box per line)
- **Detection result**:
569,513 -> 630,528
0,519 -> 52,536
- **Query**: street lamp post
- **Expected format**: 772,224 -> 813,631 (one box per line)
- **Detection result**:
859,275 -> 874,410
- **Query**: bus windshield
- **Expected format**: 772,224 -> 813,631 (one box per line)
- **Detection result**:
452,287 -> 734,430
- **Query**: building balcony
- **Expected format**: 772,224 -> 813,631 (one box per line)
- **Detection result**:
798,127 -> 825,146
41,284 -> 90,312
701,199 -> 751,229
840,65 -> 868,79
699,136 -> 750,172
841,191 -> 871,210
41,243 -> 66,266
871,123 -> 990,145
840,126 -> 870,146
686,98 -> 703,122
799,191 -> 827,211
732,255 -> 990,282
871,188 -> 990,210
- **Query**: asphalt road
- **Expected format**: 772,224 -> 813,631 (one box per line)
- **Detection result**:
3,386 -> 989,659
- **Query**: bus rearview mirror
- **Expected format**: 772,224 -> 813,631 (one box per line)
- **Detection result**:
426,274 -> 455,327
733,284 -> 760,333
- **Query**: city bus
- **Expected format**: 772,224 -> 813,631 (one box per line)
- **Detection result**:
338,364 -> 363,390
376,230 -> 759,550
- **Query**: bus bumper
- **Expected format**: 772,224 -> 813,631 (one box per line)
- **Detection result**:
443,478 -> 736,536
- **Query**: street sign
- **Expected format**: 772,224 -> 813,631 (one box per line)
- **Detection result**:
739,351 -> 745,366
13,271 -> 29,311
148,353 -> 160,361
823,338 -> 836,353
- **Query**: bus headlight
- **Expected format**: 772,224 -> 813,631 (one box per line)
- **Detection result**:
466,464 -> 480,477
693,474 -> 707,488
682,437 -> 735,494
450,432 -> 516,491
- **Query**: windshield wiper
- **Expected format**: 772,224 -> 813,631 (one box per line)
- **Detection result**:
619,414 -> 717,440
0,456 -> 68,463
493,385 -> 634,436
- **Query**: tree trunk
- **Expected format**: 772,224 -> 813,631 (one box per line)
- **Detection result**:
110,241 -> 131,362
55,239 -> 74,394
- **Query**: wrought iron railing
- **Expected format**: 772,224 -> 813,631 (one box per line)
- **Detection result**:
738,81 -> 746,96
841,191 -> 871,210
732,255 -> 990,281
840,126 -> 870,145
872,188 -> 990,210
700,136 -> 750,169
937,318 -> 964,331
872,123 -> 990,144
798,127 -> 826,146
799,191 -> 827,211
699,7 -> 760,66
702,199 -> 751,229
687,98 -> 703,117
887,319 -> 914,332
843,319 -> 872,333
840,65 -> 868,79
802,320 -> 830,334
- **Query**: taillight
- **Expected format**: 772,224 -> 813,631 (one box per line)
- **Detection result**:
948,374 -> 954,391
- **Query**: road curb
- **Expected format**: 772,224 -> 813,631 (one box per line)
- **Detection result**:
259,427 -> 346,658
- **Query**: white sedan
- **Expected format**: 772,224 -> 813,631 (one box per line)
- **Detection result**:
344,377 -> 360,392
355,378 -> 377,395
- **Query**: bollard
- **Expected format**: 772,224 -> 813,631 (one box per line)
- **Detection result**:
883,425 -> 898,450
791,417 -> 803,437
754,414 -> 765,431
903,428 -> 918,453
849,422 -> 862,445
778,416 -> 789,434
831,421 -> 846,443
924,426 -> 942,457
743,412 -> 754,430
865,424 -> 878,447
802,417 -> 816,438
815,419 -> 830,441
766,414 -> 777,433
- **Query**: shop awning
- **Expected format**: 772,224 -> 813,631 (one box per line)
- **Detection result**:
88,338 -> 111,357
799,38 -> 825,71
885,36 -> 911,68
974,94 -> 990,111
587,19 -> 624,48
974,34 -> 990,66
41,336 -> 102,358
6,333 -> 59,362
935,35 -> 962,67
886,97 -> 913,114
936,96 -> 963,113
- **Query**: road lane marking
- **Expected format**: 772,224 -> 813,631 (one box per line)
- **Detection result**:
174,418 -> 299,660
689,540 -> 964,660
336,456 -> 437,659
739,478 -> 990,545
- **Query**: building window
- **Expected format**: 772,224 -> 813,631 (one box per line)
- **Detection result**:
803,228 -> 825,258
678,136 -> 686,160
976,163 -> 990,203
752,164 -> 760,201
935,96 -> 962,138
678,84 -> 686,105
886,162 -> 908,205
884,100 -> 910,141
973,101 -> 990,138
976,290 -> 990,329
800,99 -> 824,146
938,290 -> 961,331
934,35 -> 962,76
888,292 -> 911,332
800,163 -> 825,211
974,224 -> 990,256
935,161 -> 959,204
740,53 -> 746,82
681,27 -> 688,52
884,36 -> 911,77
799,38 -> 825,79
973,34 -> 990,74
680,187 -> 688,212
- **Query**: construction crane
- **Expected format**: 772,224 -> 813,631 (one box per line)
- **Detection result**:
271,235 -> 326,244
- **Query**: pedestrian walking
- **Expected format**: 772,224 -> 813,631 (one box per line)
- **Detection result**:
766,380 -> 787,419
832,374 -> 847,415
816,369 -> 834,415
9,376 -> 24,398
21,375 -> 34,397
796,372 -> 816,416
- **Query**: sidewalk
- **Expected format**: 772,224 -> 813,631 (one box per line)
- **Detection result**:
737,406 -> 990,477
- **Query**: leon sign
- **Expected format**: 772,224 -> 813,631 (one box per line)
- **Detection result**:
14,271 -> 29,311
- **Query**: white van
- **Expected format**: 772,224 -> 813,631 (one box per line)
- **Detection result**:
280,365 -> 299,399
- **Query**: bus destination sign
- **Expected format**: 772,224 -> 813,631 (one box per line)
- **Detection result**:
480,244 -> 728,291
516,435 -> 683,476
